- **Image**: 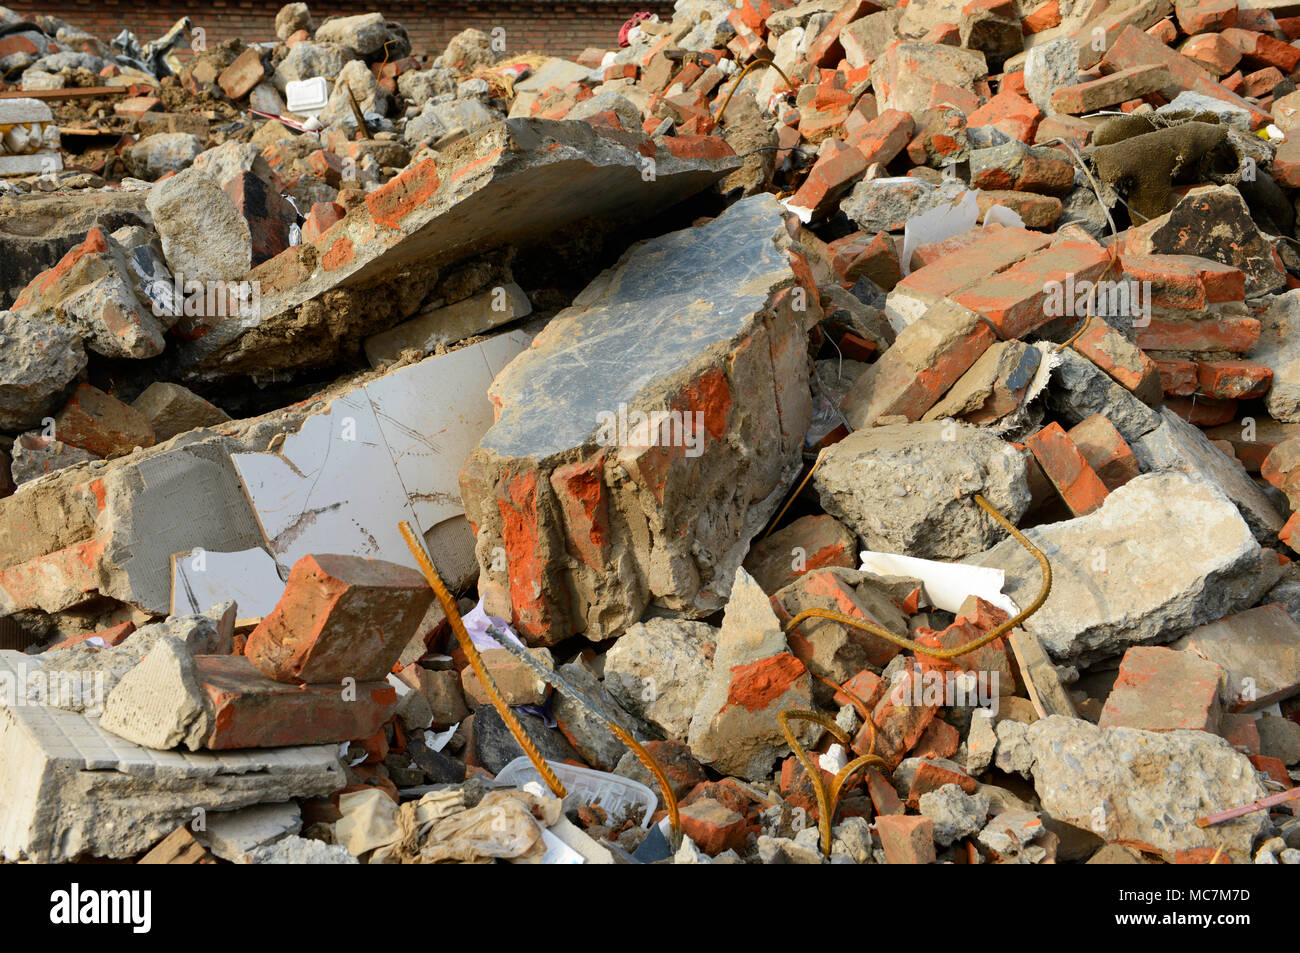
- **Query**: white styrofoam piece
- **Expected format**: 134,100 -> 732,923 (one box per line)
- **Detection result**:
169,546 -> 285,617
232,331 -> 530,572
982,203 -> 1026,229
859,549 -> 1019,617
285,77 -> 329,115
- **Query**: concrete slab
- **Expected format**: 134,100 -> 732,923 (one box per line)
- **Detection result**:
0,651 -> 342,862
171,118 -> 740,383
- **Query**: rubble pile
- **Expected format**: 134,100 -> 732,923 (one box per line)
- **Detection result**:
2,0 -> 1300,866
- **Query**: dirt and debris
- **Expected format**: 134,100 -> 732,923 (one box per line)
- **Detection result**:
0,0 -> 1299,870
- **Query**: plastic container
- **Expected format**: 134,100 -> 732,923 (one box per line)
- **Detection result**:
495,757 -> 657,829
285,77 -> 329,117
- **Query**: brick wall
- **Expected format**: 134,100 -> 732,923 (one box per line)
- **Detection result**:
11,1 -> 677,59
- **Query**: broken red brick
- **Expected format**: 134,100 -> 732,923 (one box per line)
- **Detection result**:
53,384 -> 155,458
865,667 -> 938,769
875,813 -> 937,864
1121,254 -> 1245,308
966,90 -> 1042,142
224,170 -> 297,266
1071,318 -> 1162,402
953,241 -> 1110,339
1051,65 -> 1172,114
1156,359 -> 1200,396
1220,27 -> 1300,73
680,797 -> 750,855
1136,317 -> 1261,353
1099,645 -> 1224,733
788,140 -> 868,218
365,157 -> 441,230
848,108 -> 915,165
1067,414 -> 1141,492
46,620 -> 136,653
1164,395 -> 1240,427
904,758 -> 978,808
244,553 -> 434,684
1196,361 -> 1273,400
218,47 -> 265,100
302,201 -> 346,243
199,655 -> 396,750
1026,421 -> 1110,516
1175,0 -> 1237,34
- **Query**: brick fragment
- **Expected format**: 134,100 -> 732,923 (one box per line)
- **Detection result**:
953,241 -> 1110,339
1071,319 -> 1162,402
1067,414 -> 1141,492
1164,395 -> 1239,426
966,91 -> 1042,142
53,384 -> 155,458
218,48 -> 265,100
1196,361 -> 1273,400
1100,645 -> 1224,733
1026,421 -> 1110,516
875,814 -> 937,864
199,655 -> 397,749
1137,317 -> 1261,353
1051,65 -> 1172,114
244,554 -> 434,684
680,797 -> 750,855
840,298 -> 996,427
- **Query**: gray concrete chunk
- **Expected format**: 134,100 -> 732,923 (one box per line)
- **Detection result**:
1132,407 -> 1283,543
815,421 -> 1031,559
1024,715 -> 1267,863
0,651 -> 343,862
972,472 -> 1262,665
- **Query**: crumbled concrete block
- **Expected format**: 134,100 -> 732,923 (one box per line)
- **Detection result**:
242,834 -> 358,864
1023,715 -> 1267,863
9,433 -> 98,486
815,421 -> 1031,558
146,168 -> 253,283
973,472 -> 1262,665
363,282 -> 533,366
10,226 -> 169,360
460,646 -> 554,707
1251,288 -> 1300,423
131,382 -> 231,443
461,195 -> 812,643
0,651 -> 343,862
918,783 -> 991,846
687,567 -> 817,781
99,638 -> 213,751
1132,406 -> 1284,543
202,801 -> 301,861
603,617 -> 715,743
551,659 -> 649,771
172,119 -> 740,383
127,133 -> 203,181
